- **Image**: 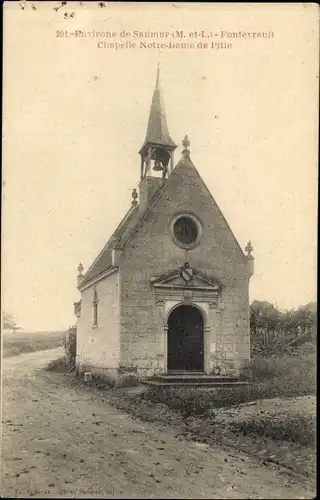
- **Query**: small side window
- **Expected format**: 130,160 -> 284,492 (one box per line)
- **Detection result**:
92,287 -> 99,327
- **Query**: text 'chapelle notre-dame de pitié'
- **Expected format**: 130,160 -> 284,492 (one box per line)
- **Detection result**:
55,28 -> 275,50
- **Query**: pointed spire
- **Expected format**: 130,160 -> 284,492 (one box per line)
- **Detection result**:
155,60 -> 160,89
140,65 -> 177,152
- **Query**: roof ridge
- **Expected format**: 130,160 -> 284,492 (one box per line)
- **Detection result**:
81,204 -> 138,284
120,180 -> 169,248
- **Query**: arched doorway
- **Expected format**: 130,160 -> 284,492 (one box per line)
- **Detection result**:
167,305 -> 204,372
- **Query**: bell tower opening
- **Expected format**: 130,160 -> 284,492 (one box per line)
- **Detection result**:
139,64 -> 177,182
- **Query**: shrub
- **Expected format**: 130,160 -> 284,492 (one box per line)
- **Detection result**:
142,387 -> 212,417
46,356 -> 69,373
91,374 -> 116,388
250,353 -> 316,396
65,325 -> 77,366
143,385 -> 271,414
229,414 -> 316,446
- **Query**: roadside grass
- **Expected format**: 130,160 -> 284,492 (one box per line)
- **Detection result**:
227,414 -> 316,447
250,352 -> 316,386
138,352 -> 316,445
46,356 -> 70,373
142,352 -> 316,414
2,330 -> 65,358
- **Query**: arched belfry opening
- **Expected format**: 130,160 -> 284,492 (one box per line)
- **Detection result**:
167,305 -> 204,372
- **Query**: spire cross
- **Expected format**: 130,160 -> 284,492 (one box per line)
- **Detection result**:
182,135 -> 190,149
182,135 -> 191,158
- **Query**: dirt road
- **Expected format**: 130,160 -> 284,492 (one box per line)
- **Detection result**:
1,349 -> 315,499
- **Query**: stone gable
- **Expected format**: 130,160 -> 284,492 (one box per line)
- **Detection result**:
119,155 -> 251,377
123,156 -> 249,284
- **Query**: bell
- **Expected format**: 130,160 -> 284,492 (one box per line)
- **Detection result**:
153,159 -> 163,171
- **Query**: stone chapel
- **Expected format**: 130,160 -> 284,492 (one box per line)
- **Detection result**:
74,67 -> 255,385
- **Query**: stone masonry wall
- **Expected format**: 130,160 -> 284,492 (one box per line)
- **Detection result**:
77,271 -> 120,376
209,279 -> 251,376
119,158 -> 251,378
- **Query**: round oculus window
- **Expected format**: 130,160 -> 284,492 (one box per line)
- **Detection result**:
173,216 -> 199,245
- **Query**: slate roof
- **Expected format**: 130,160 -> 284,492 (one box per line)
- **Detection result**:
80,182 -> 168,287
80,206 -> 137,287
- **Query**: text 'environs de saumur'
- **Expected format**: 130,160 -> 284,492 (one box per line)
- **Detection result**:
56,29 -> 275,40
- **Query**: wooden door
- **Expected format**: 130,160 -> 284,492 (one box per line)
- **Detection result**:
167,305 -> 204,372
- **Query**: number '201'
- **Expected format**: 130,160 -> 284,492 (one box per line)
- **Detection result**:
56,30 -> 68,37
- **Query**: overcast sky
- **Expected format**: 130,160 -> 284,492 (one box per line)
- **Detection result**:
3,2 -> 318,331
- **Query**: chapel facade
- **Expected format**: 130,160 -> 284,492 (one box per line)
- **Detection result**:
74,67 -> 254,384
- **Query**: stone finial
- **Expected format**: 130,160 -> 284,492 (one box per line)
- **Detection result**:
131,188 -> 138,206
182,135 -> 190,158
77,262 -> 84,287
245,240 -> 253,256
245,241 -> 254,277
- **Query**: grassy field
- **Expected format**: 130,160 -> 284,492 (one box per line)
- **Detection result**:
2,330 -> 65,358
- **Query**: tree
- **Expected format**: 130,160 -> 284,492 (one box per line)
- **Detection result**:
295,303 -> 316,336
250,300 -> 280,346
250,300 -> 317,355
2,312 -> 21,332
